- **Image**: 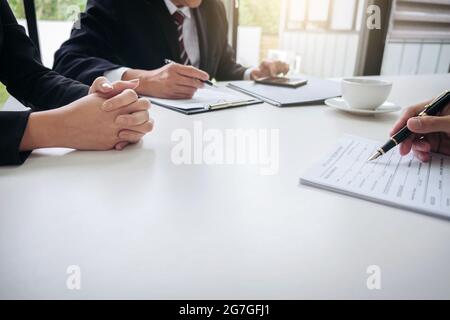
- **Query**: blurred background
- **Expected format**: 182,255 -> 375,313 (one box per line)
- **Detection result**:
2,0 -> 450,107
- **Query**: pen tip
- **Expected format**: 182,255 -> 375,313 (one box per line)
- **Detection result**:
367,152 -> 381,162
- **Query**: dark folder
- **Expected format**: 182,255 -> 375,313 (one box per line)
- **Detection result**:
227,76 -> 341,107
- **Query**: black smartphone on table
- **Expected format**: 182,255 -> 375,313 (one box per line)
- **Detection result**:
255,76 -> 308,88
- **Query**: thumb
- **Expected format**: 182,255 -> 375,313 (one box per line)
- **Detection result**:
259,60 -> 271,72
89,76 -> 113,95
407,115 -> 450,134
97,79 -> 140,99
250,68 -> 262,80
110,79 -> 140,94
269,63 -> 278,77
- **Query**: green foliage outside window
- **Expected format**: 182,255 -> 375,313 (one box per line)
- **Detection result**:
7,0 -> 86,20
7,0 -> 279,34
0,84 -> 8,109
239,0 -> 281,35
3,1 -> 87,107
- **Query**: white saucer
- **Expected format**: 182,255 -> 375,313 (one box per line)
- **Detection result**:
325,97 -> 401,115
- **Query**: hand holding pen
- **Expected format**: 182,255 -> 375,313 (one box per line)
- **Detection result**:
165,59 -> 216,88
121,60 -> 211,99
369,90 -> 450,162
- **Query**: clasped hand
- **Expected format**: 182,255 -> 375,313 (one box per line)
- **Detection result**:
20,77 -> 154,152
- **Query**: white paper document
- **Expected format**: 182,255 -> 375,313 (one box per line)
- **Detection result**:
146,86 -> 255,111
300,135 -> 450,218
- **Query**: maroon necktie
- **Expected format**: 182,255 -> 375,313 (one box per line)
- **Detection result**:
172,11 -> 191,65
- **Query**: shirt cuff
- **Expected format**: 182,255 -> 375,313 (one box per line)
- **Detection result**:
104,67 -> 130,83
243,68 -> 255,81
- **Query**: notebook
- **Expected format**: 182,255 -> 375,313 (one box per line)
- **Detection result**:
145,86 -> 262,115
227,76 -> 341,107
300,135 -> 450,219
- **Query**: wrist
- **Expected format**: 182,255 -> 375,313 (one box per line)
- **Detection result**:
19,110 -> 63,151
244,68 -> 255,81
249,68 -> 260,81
122,68 -> 157,96
122,68 -> 141,81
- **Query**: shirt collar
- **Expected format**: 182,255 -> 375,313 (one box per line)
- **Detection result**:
164,0 -> 192,19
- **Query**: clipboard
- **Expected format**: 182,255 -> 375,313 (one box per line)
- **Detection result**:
145,87 -> 263,115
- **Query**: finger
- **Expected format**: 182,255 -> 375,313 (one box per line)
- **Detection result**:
173,86 -> 197,98
162,91 -> 193,99
163,92 -> 189,99
412,139 -> 431,153
260,60 -> 271,70
273,61 -> 284,74
279,62 -> 290,75
108,79 -> 140,96
115,141 -> 129,151
96,79 -> 140,99
259,60 -> 275,75
118,130 -> 146,143
89,76 -> 113,95
116,110 -> 149,126
443,102 -> 450,115
174,75 -> 204,89
390,108 -> 424,136
390,105 -> 425,135
118,98 -> 151,116
421,153 -> 431,162
399,135 -> 414,156
250,69 -> 262,80
426,134 -> 443,153
407,115 -> 450,134
102,89 -> 139,111
413,149 -> 431,163
175,65 -> 209,81
123,119 -> 154,134
261,61 -> 278,77
171,92 -> 195,99
173,93 -> 195,99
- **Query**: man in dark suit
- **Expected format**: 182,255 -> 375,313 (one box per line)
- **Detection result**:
53,0 -> 289,99
0,0 -> 153,166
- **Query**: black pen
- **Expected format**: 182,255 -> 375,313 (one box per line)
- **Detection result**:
368,90 -> 450,161
164,59 -> 216,87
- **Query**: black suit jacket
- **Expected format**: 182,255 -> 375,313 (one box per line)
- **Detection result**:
0,0 -> 88,166
53,0 -> 247,85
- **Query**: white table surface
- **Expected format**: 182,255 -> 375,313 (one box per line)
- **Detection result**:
0,74 -> 449,299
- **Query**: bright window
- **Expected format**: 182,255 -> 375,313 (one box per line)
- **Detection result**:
8,0 -> 87,67
286,0 -> 360,31
8,0 -> 86,20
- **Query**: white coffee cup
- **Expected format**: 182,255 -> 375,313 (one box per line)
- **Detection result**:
342,78 -> 393,110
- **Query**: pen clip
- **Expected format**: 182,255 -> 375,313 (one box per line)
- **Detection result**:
208,101 -> 233,110
418,110 -> 428,117
430,90 -> 450,106
208,100 -> 254,110
420,90 -> 450,116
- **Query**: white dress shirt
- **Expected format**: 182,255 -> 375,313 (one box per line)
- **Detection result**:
104,0 -> 251,82
163,0 -> 200,68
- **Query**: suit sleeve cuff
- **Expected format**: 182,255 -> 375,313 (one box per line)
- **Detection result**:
0,111 -> 32,166
104,67 -> 130,83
